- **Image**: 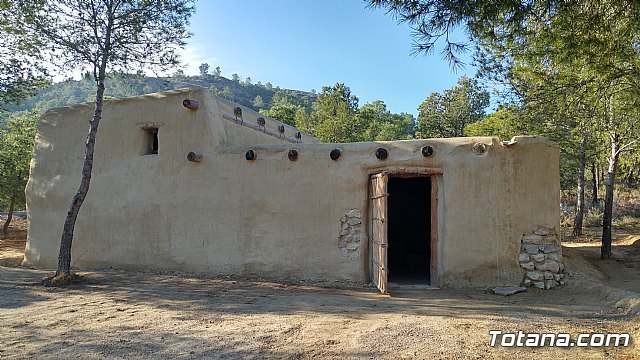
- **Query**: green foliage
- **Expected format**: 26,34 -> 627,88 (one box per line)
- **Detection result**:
462,0 -> 640,249
465,106 -> 584,192
0,2 -> 49,110
369,0 -> 640,222
367,0 -> 544,67
221,86 -> 235,101
559,154 -> 579,191
259,99 -> 301,127
294,108 -> 311,131
476,1 -> 640,182
309,83 -> 364,142
209,85 -> 221,97
0,111 -> 37,211
359,101 -> 416,141
417,77 -> 489,138
464,106 -> 525,141
29,0 -> 195,79
252,95 -> 264,109
270,91 -> 306,108
199,63 -> 209,77
256,90 -> 315,118
300,84 -> 417,143
374,113 -> 416,141
368,0 -> 640,69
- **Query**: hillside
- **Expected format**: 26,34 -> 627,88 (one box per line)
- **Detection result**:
5,72 -> 317,114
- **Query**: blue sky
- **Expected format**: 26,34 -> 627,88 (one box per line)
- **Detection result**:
181,0 -> 476,116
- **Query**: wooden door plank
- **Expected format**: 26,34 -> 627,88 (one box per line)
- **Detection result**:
370,172 -> 388,294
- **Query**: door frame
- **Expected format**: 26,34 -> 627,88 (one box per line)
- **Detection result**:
367,167 -> 442,288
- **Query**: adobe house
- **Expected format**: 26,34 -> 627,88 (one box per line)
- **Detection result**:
23,87 -> 563,292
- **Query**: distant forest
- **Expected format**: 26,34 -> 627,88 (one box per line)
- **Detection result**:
4,67 -> 317,115
2,64 -> 432,145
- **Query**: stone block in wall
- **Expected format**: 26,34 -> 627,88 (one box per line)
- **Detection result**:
536,260 -> 560,272
540,243 -> 560,254
543,272 -> 554,280
533,281 -> 545,289
338,209 -> 365,259
517,227 -> 564,289
524,245 -> 540,254
522,234 -> 543,244
527,271 -> 543,281
531,253 -> 545,262
518,253 -> 530,262
547,252 -> 561,262
521,262 -> 535,271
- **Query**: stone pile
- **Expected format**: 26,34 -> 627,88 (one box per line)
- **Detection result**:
518,227 -> 565,289
338,209 -> 365,259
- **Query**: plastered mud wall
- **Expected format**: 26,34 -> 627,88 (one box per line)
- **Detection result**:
24,88 -> 560,287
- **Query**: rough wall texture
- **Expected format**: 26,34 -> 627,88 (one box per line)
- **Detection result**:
518,227 -> 565,289
339,209 -> 365,259
24,88 -> 561,288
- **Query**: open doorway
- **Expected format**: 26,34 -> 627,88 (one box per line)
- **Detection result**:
387,176 -> 431,285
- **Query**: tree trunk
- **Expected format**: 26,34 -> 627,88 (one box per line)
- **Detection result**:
598,164 -> 603,188
572,135 -> 587,236
55,79 -> 106,277
601,135 -> 619,259
591,162 -> 599,205
54,5 -> 115,278
2,190 -> 17,239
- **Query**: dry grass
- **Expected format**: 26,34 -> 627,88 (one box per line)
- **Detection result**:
584,206 -> 604,227
562,189 -> 640,235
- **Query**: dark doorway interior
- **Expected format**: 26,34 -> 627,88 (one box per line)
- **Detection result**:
387,176 -> 431,284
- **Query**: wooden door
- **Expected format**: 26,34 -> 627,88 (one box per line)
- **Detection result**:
370,172 -> 388,294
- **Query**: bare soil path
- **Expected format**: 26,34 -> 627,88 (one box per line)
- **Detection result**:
564,231 -> 640,293
1,221 -> 638,359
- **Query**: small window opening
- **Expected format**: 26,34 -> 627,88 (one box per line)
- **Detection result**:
143,127 -> 159,155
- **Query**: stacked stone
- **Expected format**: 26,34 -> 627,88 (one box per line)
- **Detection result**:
517,227 -> 565,289
338,209 -> 365,259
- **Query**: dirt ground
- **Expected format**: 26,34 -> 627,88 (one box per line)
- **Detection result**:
1,219 -> 639,359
